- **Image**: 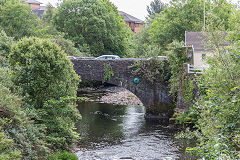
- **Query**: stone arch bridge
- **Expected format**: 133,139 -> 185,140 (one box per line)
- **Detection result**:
72,58 -> 172,110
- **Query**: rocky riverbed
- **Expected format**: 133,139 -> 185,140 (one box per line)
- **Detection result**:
78,86 -> 143,106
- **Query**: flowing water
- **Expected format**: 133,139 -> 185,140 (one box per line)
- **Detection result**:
75,102 -> 196,160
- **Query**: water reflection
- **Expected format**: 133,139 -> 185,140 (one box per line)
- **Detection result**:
76,102 -> 195,160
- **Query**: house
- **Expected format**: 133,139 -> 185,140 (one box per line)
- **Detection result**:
185,31 -> 215,67
25,0 -> 41,9
118,11 -> 145,33
24,0 -> 46,17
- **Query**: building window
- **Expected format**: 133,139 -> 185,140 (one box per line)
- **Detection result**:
202,54 -> 206,60
131,23 -> 134,32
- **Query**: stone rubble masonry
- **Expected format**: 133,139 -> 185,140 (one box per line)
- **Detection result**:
72,58 -> 172,107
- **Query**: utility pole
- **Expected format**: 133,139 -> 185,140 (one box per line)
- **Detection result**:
204,0 -> 206,31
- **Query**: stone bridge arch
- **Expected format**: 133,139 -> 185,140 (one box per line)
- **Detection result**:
72,58 -> 172,108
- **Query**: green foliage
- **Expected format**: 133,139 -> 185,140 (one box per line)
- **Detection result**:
130,58 -> 170,84
187,88 -> 240,159
41,97 -> 83,150
147,0 -> 233,48
0,30 -> 13,67
228,9 -> 240,41
103,63 -> 114,82
173,103 -> 199,125
182,78 -> 195,105
0,126 -> 21,160
166,41 -> 188,99
50,36 -> 87,57
131,29 -> 166,58
9,37 -> 80,108
0,30 -> 13,57
205,0 -> 233,31
0,68 -> 50,159
42,4 -> 55,23
53,0 -> 131,57
178,31 -> 240,159
0,1 -> 39,39
146,0 -> 166,19
131,30 -> 151,58
148,0 -> 204,47
49,151 -> 78,160
8,37 -> 82,150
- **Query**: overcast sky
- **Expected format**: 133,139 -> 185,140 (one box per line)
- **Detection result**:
38,0 -> 239,21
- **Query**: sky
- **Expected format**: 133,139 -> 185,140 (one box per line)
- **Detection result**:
38,0 -> 239,21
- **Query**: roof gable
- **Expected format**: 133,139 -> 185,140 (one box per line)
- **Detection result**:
25,0 -> 42,4
118,11 -> 143,24
185,31 -> 209,51
185,31 -> 227,51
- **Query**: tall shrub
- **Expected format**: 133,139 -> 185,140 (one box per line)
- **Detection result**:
186,45 -> 240,159
166,41 -> 189,100
9,37 -> 81,149
0,67 -> 50,160
0,30 -> 13,67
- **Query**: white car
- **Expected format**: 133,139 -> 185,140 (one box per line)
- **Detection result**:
67,56 -> 77,60
157,56 -> 168,60
147,56 -> 168,60
96,55 -> 120,60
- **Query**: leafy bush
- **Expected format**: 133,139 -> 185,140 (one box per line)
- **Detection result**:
0,1 -> 39,39
179,35 -> 240,159
0,30 -> 13,67
9,37 -> 82,150
49,151 -> 78,160
51,36 -> 86,57
166,41 -> 189,100
103,63 -> 114,82
130,58 -> 170,84
0,125 -> 21,160
41,97 -> 82,150
0,72 -> 50,160
9,37 -> 80,108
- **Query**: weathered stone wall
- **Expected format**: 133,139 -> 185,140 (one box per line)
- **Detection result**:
72,59 -> 172,107
175,63 -> 200,112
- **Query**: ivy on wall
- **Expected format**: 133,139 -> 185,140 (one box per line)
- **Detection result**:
129,58 -> 170,84
103,63 -> 114,82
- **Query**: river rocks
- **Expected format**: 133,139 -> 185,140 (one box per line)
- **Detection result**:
99,87 -> 143,106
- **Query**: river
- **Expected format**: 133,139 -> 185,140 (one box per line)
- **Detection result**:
75,101 -> 196,160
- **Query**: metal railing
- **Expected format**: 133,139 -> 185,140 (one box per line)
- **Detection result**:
187,64 -> 207,74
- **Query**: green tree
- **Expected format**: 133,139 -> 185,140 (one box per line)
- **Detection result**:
227,9 -> 240,41
148,0 -> 205,47
0,30 -> 13,67
50,36 -> 87,57
42,4 -> 55,23
9,37 -> 81,150
53,0 -> 131,57
0,1 -> 39,39
146,0 -> 166,19
147,0 -> 233,48
9,37 -> 80,109
166,41 -> 188,99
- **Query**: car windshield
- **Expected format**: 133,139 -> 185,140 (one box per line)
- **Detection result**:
96,55 -> 120,59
